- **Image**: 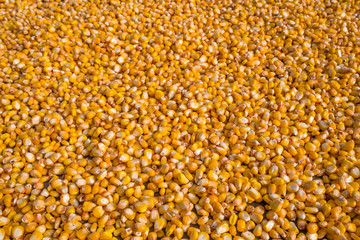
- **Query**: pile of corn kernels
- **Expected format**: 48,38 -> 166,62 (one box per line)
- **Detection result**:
0,0 -> 360,239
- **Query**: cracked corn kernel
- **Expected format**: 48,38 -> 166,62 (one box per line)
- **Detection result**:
0,0 -> 360,239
